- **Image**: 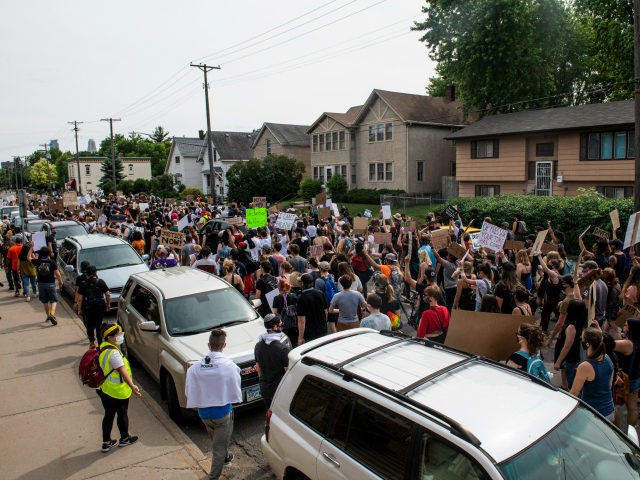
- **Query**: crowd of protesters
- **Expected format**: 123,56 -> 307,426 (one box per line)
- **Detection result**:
3,193 -> 640,436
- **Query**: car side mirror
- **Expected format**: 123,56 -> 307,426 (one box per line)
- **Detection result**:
251,298 -> 262,309
140,321 -> 160,332
64,265 -> 75,273
142,254 -> 149,261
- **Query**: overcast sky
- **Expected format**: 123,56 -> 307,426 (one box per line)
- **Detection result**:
1,0 -> 434,161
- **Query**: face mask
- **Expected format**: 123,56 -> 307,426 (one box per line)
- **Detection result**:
114,333 -> 125,345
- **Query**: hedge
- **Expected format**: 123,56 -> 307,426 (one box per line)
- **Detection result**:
441,190 -> 634,254
339,188 -> 406,204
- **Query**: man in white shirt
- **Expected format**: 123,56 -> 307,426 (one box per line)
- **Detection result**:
185,329 -> 241,480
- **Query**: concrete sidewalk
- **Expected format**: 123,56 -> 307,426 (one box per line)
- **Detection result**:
0,289 -> 209,480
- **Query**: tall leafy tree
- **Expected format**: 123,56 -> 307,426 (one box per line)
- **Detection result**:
151,126 -> 170,143
29,158 -> 58,188
413,0 -> 591,115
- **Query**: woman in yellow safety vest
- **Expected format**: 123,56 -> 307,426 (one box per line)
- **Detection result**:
97,324 -> 142,452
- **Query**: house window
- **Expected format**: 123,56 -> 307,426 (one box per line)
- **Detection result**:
85,165 -> 90,176
536,142 -> 554,157
319,134 -> 325,152
340,165 -> 347,177
471,139 -> 499,158
312,135 -> 318,153
129,164 -> 133,172
325,133 -> 332,151
369,126 -> 376,143
318,166 -> 324,183
332,132 -> 338,151
351,169 -> 356,186
339,131 -> 345,149
376,163 -> 384,181
385,123 -> 393,140
582,131 -> 634,160
417,161 -> 424,181
313,166 -> 318,180
369,163 -> 375,181
475,185 -> 500,196
266,139 -> 271,155
326,167 -> 332,180
175,155 -> 180,164
385,163 -> 392,181
596,186 -> 634,198
376,124 -> 384,142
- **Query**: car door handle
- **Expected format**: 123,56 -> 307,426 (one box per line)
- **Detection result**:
322,452 -> 340,468
124,308 -> 130,314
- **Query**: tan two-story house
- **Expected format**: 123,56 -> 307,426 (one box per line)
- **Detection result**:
308,89 -> 466,194
252,123 -> 310,177
447,100 -> 635,198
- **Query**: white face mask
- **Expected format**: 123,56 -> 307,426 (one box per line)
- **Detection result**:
114,333 -> 125,345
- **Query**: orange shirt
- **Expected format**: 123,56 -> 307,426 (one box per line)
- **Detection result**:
7,244 -> 22,270
131,239 -> 145,255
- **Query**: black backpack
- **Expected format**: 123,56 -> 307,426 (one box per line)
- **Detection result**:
83,279 -> 104,309
37,260 -> 52,278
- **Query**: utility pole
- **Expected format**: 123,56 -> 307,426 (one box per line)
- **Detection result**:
190,63 -> 220,202
101,117 -> 122,191
635,0 -> 640,214
68,120 -> 84,194
39,143 -> 52,195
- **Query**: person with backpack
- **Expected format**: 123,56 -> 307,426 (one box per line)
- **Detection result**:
272,280 -> 299,348
31,246 -> 63,325
506,323 -> 551,382
364,252 -> 405,300
254,261 -> 279,318
96,323 -> 141,453
77,265 -> 110,348
512,213 -> 528,241
254,314 -> 292,409
459,264 -> 493,312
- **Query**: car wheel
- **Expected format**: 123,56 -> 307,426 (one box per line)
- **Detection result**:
164,373 -> 183,422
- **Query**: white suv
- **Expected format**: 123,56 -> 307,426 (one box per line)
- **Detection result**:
262,329 -> 640,480
118,267 -> 267,421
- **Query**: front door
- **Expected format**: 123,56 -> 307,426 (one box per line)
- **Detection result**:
535,161 -> 552,196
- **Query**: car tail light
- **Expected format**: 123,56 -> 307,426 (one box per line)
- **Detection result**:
265,408 -> 272,442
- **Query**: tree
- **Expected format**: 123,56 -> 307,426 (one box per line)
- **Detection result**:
413,0 -> 591,115
118,179 -> 134,196
326,174 -> 348,201
133,178 -> 151,193
150,175 -> 176,198
29,158 -> 58,189
99,132 -> 170,177
99,157 -> 125,192
180,187 -> 203,200
227,155 -> 305,204
299,179 -> 323,201
151,126 -> 170,143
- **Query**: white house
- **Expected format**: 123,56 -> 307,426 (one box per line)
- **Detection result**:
68,157 -> 152,193
164,136 -> 205,189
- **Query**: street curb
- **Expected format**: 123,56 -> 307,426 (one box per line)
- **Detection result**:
59,295 -> 209,475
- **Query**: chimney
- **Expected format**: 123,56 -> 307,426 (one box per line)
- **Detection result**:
199,130 -> 205,140
444,84 -> 456,102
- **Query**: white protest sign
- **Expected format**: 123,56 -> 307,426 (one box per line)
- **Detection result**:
381,204 -> 391,220
624,212 -> 640,250
326,198 -> 333,207
265,288 -> 279,310
78,195 -> 88,206
32,231 -> 47,251
477,221 -> 509,252
139,203 -> 149,212
364,209 -> 372,218
469,232 -> 481,251
331,203 -> 340,217
98,215 -> 107,226
177,215 -> 191,232
274,213 -> 296,231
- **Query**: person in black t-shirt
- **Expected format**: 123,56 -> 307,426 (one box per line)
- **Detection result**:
254,314 -> 291,408
31,246 -> 63,325
295,273 -> 327,345
78,265 -> 110,347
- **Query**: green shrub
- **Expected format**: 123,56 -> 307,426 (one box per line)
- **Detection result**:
180,187 -> 203,200
344,188 -> 406,204
299,178 -> 323,200
326,174 -> 348,201
441,190 -> 633,253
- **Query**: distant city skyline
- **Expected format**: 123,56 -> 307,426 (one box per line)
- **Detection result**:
49,139 -> 59,150
87,139 -> 96,153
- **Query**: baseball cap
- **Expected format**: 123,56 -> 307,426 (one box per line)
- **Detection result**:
318,261 -> 331,271
426,268 -> 437,281
385,253 -> 398,264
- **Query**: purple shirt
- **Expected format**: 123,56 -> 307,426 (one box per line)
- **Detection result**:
150,258 -> 178,270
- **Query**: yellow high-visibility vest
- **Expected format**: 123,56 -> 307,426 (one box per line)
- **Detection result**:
98,341 -> 132,399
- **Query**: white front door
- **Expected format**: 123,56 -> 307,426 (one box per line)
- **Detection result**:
535,161 -> 552,196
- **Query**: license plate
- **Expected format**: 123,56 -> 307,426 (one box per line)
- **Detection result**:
245,385 -> 262,402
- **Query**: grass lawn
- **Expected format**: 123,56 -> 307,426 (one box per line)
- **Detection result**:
283,199 -> 449,221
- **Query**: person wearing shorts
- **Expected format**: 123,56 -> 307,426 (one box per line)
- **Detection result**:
31,246 -> 63,325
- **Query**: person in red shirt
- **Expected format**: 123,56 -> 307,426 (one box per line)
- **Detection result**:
417,285 -> 450,344
6,237 -> 24,296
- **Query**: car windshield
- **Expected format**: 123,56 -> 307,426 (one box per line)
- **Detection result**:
26,223 -> 44,233
78,244 -> 142,270
55,224 -> 87,239
163,288 -> 259,336
500,405 -> 640,479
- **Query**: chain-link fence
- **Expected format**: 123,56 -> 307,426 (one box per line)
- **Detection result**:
379,195 -> 448,210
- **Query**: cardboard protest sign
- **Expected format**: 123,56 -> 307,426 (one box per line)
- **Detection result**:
166,198 -> 176,205
315,192 -> 327,207
477,222 -> 508,252
624,212 -> 640,250
353,217 -> 369,234
445,310 -> 536,361
373,232 -> 392,245
469,232 -> 481,251
401,221 -> 416,233
186,194 -> 194,202
444,205 -> 458,220
160,230 -> 184,250
381,204 -> 392,220
447,242 -> 467,259
318,207 -> 331,219
252,196 -> 266,208
593,227 -> 610,240
268,205 -> 279,215
274,213 -> 296,231
138,194 -> 148,202
610,209 -> 620,232
32,231 -> 47,251
430,229 -> 450,251
207,197 -> 214,205
246,208 -> 267,228
62,191 -> 78,207
578,270 -> 600,290
177,215 -> 191,232
309,245 -> 323,257
225,217 -> 245,226
504,240 -> 525,251
55,199 -> 64,211
616,302 -> 640,327
532,229 -> 549,254
540,242 -> 558,254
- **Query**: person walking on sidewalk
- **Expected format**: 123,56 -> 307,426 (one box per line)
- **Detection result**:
185,329 -> 241,480
6,236 -> 23,297
18,240 -> 37,302
77,265 -> 110,348
31,246 -> 63,325
97,324 -> 141,452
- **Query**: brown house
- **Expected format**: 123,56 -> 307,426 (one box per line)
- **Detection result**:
447,100 -> 635,198
252,123 -> 311,177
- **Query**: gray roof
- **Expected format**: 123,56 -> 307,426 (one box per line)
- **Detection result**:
252,123 -> 309,149
211,131 -> 255,160
172,137 -> 203,157
447,100 -> 634,140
